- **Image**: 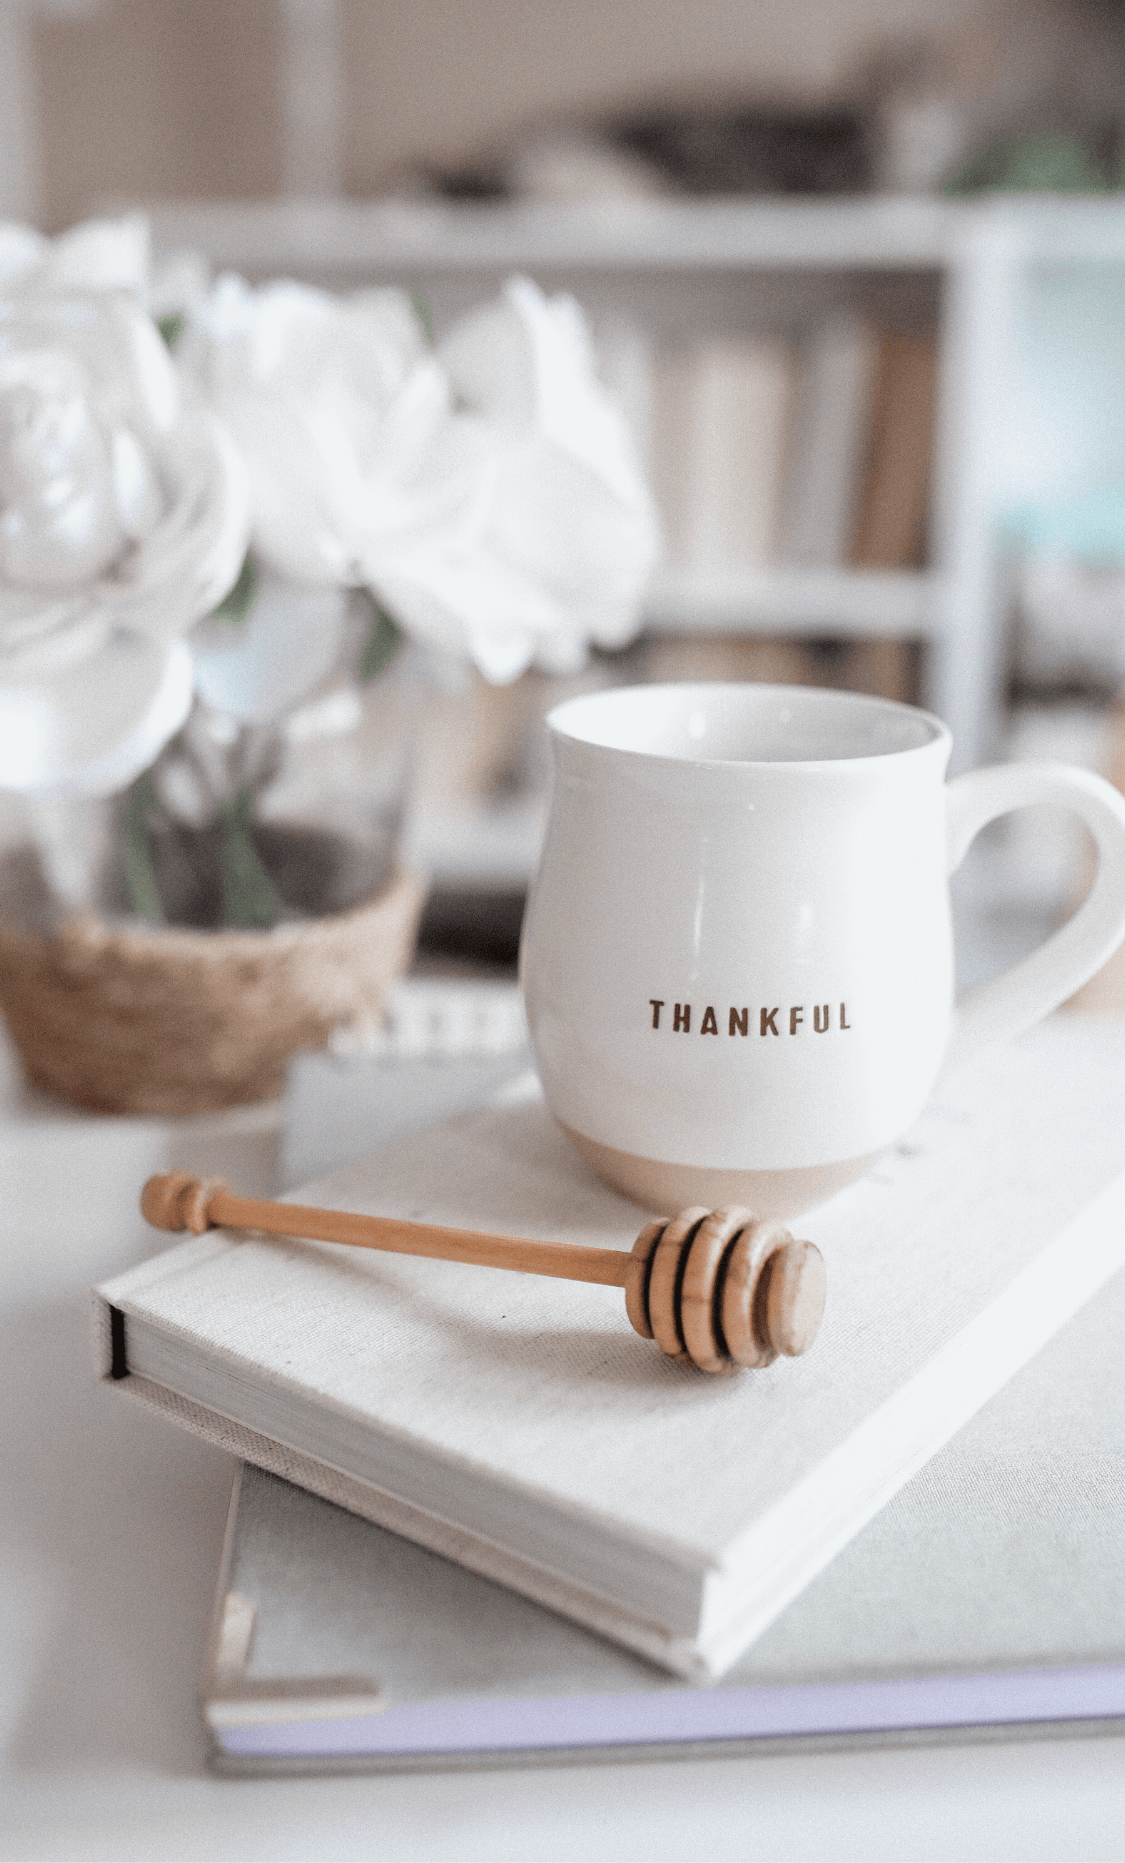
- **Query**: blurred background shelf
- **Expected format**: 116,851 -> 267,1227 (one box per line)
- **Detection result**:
143,192 -> 1125,281
6,0 -> 1125,978
405,800 -> 547,896
643,565 -> 935,635
142,190 -> 1125,785
145,192 -> 958,280
138,189 -> 1125,965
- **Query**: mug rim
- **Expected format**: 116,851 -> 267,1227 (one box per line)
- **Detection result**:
546,681 -> 951,770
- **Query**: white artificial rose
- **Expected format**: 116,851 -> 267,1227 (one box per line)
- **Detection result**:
0,212 -> 152,298
371,277 -> 662,681
191,569 -> 348,724
186,272 -> 661,687
182,275 -> 442,586
0,290 -> 249,797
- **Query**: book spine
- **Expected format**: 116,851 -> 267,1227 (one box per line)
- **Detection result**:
91,1288 -> 117,1381
652,337 -> 795,570
783,314 -> 878,569
852,331 -> 937,569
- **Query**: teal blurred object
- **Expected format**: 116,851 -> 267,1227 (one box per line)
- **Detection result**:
1005,484 -> 1125,563
997,256 -> 1125,579
946,131 -> 1119,198
947,117 -> 1120,605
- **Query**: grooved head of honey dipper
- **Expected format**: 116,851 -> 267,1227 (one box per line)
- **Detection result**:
763,1240 -> 826,1357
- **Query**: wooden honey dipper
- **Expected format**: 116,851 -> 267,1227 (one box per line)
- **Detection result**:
140,1173 -> 826,1375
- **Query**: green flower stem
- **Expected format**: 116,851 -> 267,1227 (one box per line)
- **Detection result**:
124,777 -> 165,922
218,791 -> 280,928
210,552 -> 258,625
360,597 -> 403,681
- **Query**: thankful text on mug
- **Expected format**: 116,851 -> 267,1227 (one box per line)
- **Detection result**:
649,1000 -> 852,1035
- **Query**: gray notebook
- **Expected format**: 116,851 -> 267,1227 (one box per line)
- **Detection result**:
203,1241 -> 1125,1775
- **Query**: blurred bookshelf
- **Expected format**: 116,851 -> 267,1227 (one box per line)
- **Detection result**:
644,565 -> 933,635
146,192 -> 1125,928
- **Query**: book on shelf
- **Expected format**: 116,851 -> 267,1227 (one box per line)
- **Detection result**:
651,336 -> 794,570
644,315 -> 937,608
95,1018 -> 1125,1682
204,1204 -> 1125,1776
640,635 -> 821,688
597,318 -> 656,473
853,330 -> 937,569
782,313 -> 879,570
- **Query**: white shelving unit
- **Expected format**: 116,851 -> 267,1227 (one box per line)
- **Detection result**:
147,192 -> 1125,884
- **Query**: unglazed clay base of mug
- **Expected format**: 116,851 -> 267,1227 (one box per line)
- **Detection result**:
562,1125 -> 877,1218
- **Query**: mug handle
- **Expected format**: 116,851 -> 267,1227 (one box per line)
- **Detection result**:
944,763 -> 1125,1074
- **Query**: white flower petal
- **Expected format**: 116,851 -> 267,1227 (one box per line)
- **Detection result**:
349,288 -> 428,372
43,215 -> 151,296
191,574 -> 347,722
110,412 -> 250,639
240,396 -> 358,583
148,247 -> 210,321
373,542 -> 562,684
485,438 -> 661,617
109,297 -> 180,434
0,223 -> 47,289
112,427 -> 164,540
1,474 -> 123,589
0,573 -> 110,674
0,233 -> 252,798
463,625 -> 538,684
369,409 -> 658,679
180,267 -> 660,691
0,635 -> 193,798
506,277 -> 655,506
184,279 -> 443,586
439,293 -> 535,430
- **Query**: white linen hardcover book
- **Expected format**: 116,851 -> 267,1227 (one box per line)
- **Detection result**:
95,1019 -> 1125,1681
205,1207 -> 1125,1776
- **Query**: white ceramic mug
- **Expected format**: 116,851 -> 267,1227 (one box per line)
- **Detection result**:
519,683 -> 1125,1216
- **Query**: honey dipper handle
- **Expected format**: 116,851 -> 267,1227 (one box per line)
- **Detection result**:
140,1173 -> 630,1288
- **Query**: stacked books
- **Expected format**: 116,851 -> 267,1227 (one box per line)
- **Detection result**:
94,1015 -> 1125,1769
630,315 -> 936,578
205,1228 -> 1125,1775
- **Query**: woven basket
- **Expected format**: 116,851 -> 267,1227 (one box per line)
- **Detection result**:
0,867 -> 426,1115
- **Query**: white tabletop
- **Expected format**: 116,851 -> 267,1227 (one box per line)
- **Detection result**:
2,1023 -> 1124,1863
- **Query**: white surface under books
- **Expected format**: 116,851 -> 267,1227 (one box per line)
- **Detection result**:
4,1010 -> 1125,1861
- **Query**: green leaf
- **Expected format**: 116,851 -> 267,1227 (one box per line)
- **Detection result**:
411,290 -> 434,341
218,791 -> 280,929
157,311 -> 185,350
124,777 -> 165,923
359,597 -> 404,682
210,552 -> 258,625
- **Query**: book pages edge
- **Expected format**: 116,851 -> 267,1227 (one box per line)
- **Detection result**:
112,1372 -> 710,1681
